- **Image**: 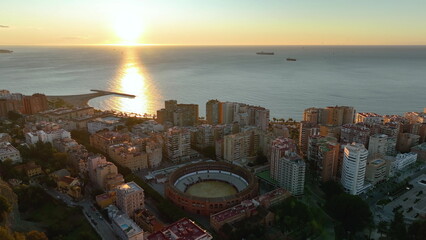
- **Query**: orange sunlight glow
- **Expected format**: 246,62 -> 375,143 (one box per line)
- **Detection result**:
113,10 -> 144,45
111,50 -> 159,116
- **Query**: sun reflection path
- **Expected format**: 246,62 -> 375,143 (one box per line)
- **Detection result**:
112,49 -> 159,116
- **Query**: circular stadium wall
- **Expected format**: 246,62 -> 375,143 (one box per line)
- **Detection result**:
165,161 -> 259,216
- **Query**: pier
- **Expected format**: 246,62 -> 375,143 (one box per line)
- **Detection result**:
90,89 -> 136,98
47,89 -> 136,107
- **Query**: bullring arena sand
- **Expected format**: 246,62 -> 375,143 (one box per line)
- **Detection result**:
185,181 -> 237,198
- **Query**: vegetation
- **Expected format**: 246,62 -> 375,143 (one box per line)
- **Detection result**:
377,198 -> 392,206
0,115 -> 25,141
321,181 -> 372,238
0,196 -> 12,223
255,149 -> 268,165
0,227 -> 48,240
376,214 -> 426,239
223,219 -> 268,240
407,219 -> 426,240
15,186 -> 99,240
0,159 -> 24,181
7,111 -> 23,122
271,197 -> 322,239
17,142 -> 68,174
70,130 -> 103,154
193,145 -> 216,159
124,117 -> 149,129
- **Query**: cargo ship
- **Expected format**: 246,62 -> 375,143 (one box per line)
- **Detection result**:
0,49 -> 13,53
286,58 -> 297,61
256,51 -> 274,55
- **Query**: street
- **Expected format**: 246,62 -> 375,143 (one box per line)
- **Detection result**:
42,185 -> 119,240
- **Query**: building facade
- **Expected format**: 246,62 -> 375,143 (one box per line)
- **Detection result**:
340,143 -> 368,195
116,182 -> 145,219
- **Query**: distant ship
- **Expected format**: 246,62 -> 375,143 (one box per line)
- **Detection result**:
0,49 -> 13,53
286,58 -> 297,61
256,51 -> 274,55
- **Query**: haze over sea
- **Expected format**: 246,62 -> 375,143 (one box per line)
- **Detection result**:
1,46 -> 425,120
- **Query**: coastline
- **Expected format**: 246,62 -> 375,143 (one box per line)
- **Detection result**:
46,92 -> 109,107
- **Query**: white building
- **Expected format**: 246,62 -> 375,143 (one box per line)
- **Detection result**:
0,142 -> 22,163
116,182 -> 144,218
87,116 -> 124,134
132,120 -> 164,135
341,143 -> 368,195
107,205 -> 144,240
387,152 -> 418,171
25,129 -> 71,145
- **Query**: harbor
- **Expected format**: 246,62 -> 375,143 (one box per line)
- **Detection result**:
47,90 -> 136,107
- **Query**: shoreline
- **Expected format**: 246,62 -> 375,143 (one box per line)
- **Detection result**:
46,92 -> 110,107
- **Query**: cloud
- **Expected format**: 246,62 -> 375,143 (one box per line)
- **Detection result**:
0,25 -> 9,28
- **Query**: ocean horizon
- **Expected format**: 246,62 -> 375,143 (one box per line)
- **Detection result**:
1,45 -> 425,120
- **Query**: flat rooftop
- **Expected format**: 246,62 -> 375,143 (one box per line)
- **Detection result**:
116,181 -> 143,194
211,199 -> 258,223
111,210 -> 143,238
147,218 -> 212,240
371,159 -> 385,165
412,143 -> 426,151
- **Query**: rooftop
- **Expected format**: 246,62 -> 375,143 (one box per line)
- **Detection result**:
256,170 -> 278,185
371,159 -> 385,165
358,112 -> 382,117
0,142 -> 20,155
412,142 -> 426,151
147,218 -> 212,240
257,188 -> 291,205
211,199 -> 258,223
108,205 -> 143,238
116,181 -> 143,194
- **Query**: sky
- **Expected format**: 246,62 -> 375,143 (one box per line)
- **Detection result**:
1,0 -> 426,45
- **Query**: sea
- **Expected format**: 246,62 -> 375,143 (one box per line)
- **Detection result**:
0,45 -> 425,120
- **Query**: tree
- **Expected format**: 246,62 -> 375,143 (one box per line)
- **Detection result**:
272,197 -> 315,238
0,195 -> 11,222
320,180 -> 343,200
325,193 -> 372,235
407,219 -> 426,240
255,149 -> 267,165
389,211 -> 407,240
7,111 -> 22,122
377,221 -> 389,237
0,227 -> 14,240
26,230 -> 48,240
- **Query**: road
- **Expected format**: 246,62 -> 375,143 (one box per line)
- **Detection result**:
360,163 -> 426,224
42,186 -> 119,240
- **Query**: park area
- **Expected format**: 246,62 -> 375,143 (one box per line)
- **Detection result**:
14,186 -> 99,240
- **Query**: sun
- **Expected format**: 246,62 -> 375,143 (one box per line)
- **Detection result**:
113,12 -> 144,45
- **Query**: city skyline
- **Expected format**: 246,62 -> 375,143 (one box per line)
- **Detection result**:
1,0 -> 426,46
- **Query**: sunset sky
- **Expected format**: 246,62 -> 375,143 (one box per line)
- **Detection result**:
1,0 -> 426,45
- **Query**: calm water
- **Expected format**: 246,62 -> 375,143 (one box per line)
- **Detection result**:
0,46 -> 425,120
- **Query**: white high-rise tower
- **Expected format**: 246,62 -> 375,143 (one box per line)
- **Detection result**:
341,143 -> 368,195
